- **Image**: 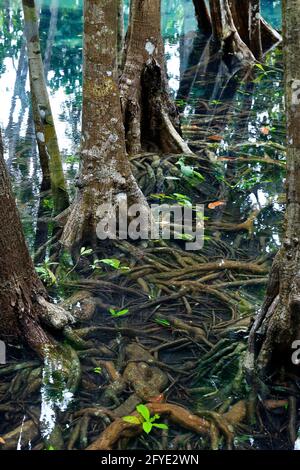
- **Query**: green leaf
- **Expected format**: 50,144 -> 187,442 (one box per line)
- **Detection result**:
180,165 -> 194,177
150,414 -> 160,422
176,233 -> 194,241
152,423 -> 169,430
110,308 -> 129,317
255,63 -> 265,71
193,170 -> 205,181
155,318 -> 170,327
80,247 -> 93,256
142,421 -> 153,434
99,259 -> 121,269
93,367 -> 102,374
46,268 -> 57,285
136,404 -> 150,422
123,415 -> 142,425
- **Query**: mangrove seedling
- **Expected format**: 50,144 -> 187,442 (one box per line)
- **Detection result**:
123,404 -> 169,434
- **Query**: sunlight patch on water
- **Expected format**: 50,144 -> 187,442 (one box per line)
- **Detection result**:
40,352 -> 74,440
16,415 -> 26,450
165,41 -> 180,94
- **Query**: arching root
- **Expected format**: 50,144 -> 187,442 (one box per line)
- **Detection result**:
86,400 -> 247,450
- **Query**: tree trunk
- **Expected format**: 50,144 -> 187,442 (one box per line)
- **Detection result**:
22,0 -> 69,215
228,0 -> 281,56
0,128 -> 78,374
0,129 -> 52,354
61,0 -> 148,251
249,0 -> 263,60
117,0 -> 124,70
246,0 -> 300,380
192,0 -> 212,35
120,0 -> 192,155
209,0 -> 255,65
44,0 -> 59,80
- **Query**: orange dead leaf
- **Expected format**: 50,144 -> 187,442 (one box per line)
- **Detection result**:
0,437 -> 5,445
208,201 -> 226,210
208,135 -> 223,141
260,126 -> 270,135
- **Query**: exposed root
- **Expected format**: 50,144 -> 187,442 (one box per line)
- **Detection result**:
86,403 -> 210,450
86,400 -> 247,450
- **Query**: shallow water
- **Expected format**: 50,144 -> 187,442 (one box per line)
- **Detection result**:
0,0 -> 288,451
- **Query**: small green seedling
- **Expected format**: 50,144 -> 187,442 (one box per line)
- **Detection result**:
93,367 -> 102,374
109,308 -> 129,318
123,404 -> 168,434
35,261 -> 58,286
90,258 -> 130,272
80,247 -> 93,256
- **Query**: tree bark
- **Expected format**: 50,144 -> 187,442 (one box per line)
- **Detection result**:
44,0 -> 59,80
117,0 -> 124,70
192,0 -> 212,35
228,0 -> 281,56
209,0 -> 255,65
0,128 -> 52,354
246,0 -> 300,379
249,0 -> 263,60
22,0 -> 69,215
120,0 -> 192,155
61,0 -> 148,251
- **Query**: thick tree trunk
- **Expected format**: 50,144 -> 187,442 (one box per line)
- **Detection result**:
0,129 -> 77,367
192,0 -> 212,35
209,0 -> 255,65
61,0 -> 148,251
120,0 -> 192,155
246,0 -> 300,379
22,0 -> 69,215
0,129 -> 52,354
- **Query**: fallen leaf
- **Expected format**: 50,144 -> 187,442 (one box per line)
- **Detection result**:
208,201 -> 226,210
0,437 -> 5,445
260,126 -> 270,135
208,135 -> 223,141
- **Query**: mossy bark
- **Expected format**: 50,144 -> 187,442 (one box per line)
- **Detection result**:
61,0 -> 148,251
0,129 -> 53,354
120,0 -> 192,155
22,0 -> 69,214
